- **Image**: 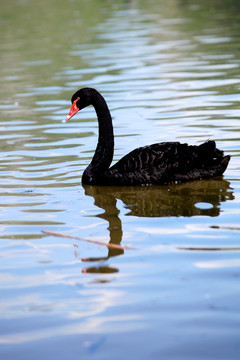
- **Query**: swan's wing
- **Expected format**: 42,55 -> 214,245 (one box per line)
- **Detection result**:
103,141 -> 229,186
110,142 -> 180,173
104,142 -> 182,185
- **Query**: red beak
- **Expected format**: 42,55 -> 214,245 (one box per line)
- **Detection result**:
66,97 -> 80,121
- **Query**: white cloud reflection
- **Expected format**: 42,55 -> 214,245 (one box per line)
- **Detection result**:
0,313 -> 143,344
196,258 -> 240,269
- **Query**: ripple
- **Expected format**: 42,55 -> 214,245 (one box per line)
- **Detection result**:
0,1 -> 240,358
194,202 -> 214,210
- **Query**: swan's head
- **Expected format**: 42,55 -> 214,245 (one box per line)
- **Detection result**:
66,88 -> 96,121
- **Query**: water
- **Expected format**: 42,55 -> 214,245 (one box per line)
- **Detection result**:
1,0 -> 240,359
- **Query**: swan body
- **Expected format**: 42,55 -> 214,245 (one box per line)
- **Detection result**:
66,88 -> 230,186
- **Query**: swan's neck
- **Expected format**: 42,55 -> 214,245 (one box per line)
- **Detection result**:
83,92 -> 114,183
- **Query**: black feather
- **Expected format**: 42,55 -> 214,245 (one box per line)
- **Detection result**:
67,88 -> 230,186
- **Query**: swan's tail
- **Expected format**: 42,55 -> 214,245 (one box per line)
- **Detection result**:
199,140 -> 230,176
219,155 -> 231,175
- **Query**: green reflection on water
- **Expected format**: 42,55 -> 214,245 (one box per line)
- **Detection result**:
0,0 -> 240,359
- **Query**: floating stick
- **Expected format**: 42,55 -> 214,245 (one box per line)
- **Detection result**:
42,230 -> 134,250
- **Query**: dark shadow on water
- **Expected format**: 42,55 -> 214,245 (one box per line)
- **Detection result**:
80,178 -> 234,273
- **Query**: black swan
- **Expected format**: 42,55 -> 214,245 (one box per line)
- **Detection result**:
66,87 -> 230,186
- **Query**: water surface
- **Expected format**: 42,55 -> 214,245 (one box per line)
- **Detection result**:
0,0 -> 240,359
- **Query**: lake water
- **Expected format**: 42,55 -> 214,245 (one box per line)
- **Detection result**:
0,0 -> 240,359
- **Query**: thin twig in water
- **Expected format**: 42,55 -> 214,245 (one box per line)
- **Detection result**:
177,246 -> 240,251
41,230 -> 134,250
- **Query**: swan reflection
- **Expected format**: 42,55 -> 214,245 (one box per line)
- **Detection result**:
80,178 -> 234,273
